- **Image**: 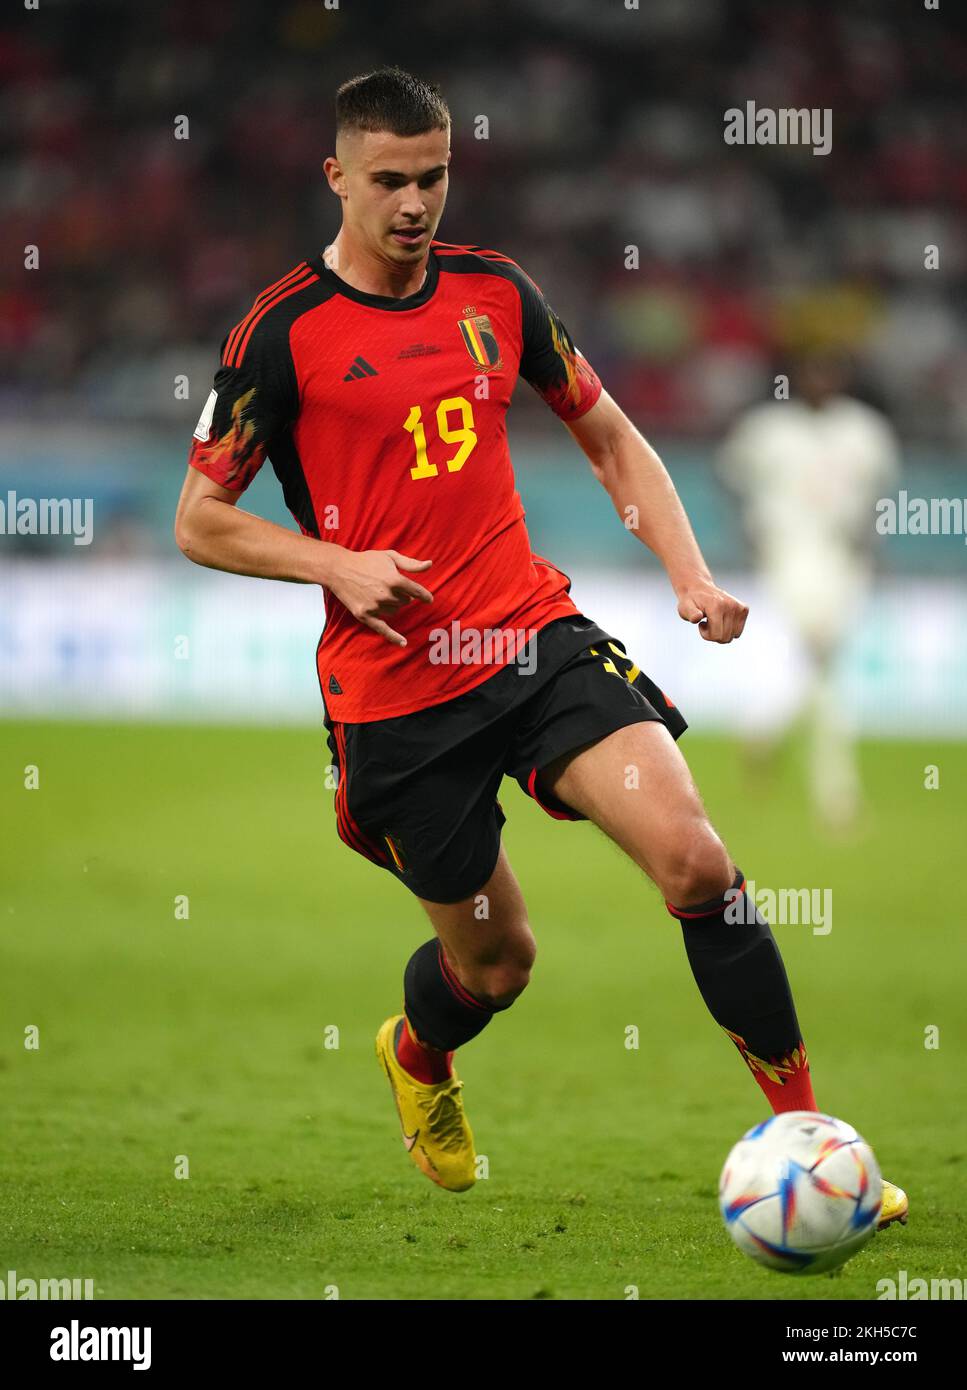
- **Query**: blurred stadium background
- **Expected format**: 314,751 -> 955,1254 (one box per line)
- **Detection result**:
1,0 -> 965,730
2,0 -> 966,1302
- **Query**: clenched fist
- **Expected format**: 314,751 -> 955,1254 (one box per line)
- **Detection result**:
677,579 -> 748,643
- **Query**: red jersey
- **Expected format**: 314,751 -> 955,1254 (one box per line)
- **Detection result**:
188,241 -> 603,722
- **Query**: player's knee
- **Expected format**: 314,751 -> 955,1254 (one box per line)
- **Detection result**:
659,823 -> 732,909
470,936 -> 536,1010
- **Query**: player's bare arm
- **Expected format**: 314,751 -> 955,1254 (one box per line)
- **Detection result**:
567,388 -> 749,644
174,465 -> 433,647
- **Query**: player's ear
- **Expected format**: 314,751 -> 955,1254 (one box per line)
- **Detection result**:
323,155 -> 346,196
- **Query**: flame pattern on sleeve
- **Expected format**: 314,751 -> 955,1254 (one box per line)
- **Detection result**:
540,316 -> 603,421
188,386 -> 266,491
515,262 -> 603,422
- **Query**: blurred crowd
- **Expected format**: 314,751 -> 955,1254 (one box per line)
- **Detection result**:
2,0 -> 966,442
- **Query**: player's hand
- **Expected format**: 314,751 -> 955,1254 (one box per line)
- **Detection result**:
328,548 -> 433,646
676,579 -> 748,643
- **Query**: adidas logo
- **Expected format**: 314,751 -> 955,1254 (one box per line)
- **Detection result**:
343,356 -> 378,382
328,674 -> 343,694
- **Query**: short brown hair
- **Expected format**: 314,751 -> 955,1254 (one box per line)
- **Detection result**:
336,66 -> 450,138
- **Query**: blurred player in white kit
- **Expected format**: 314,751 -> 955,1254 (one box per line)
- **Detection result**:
720,354 -> 901,829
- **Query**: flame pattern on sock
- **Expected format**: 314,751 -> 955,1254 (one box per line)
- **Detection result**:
723,1027 -> 809,1086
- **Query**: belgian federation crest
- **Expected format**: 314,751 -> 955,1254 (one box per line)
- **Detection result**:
458,313 -> 503,372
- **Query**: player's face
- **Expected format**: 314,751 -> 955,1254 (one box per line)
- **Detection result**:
335,128 -> 450,265
799,355 -> 849,406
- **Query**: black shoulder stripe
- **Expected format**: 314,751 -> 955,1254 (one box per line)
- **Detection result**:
223,269 -> 340,369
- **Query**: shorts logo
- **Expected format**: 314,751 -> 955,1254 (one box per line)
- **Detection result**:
590,641 -> 641,685
192,389 -> 218,441
383,833 -> 406,872
458,314 -> 502,372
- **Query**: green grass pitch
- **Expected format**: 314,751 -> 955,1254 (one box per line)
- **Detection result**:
1,720 -> 964,1300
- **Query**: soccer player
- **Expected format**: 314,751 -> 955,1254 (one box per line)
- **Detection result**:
175,67 -> 906,1228
719,353 -> 901,830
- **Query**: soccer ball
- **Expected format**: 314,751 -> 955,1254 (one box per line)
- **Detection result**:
719,1111 -> 882,1274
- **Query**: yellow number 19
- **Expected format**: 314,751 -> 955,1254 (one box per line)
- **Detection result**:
404,396 -> 477,480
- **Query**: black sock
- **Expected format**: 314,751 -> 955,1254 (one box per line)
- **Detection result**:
666,868 -> 803,1060
403,939 -> 505,1051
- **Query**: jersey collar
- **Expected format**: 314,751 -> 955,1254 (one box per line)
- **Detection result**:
309,246 -> 439,310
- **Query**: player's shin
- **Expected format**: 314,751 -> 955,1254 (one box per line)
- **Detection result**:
666,869 -> 818,1115
398,939 -> 508,1084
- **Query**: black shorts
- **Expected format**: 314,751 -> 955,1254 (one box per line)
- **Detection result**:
323,613 -> 687,904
